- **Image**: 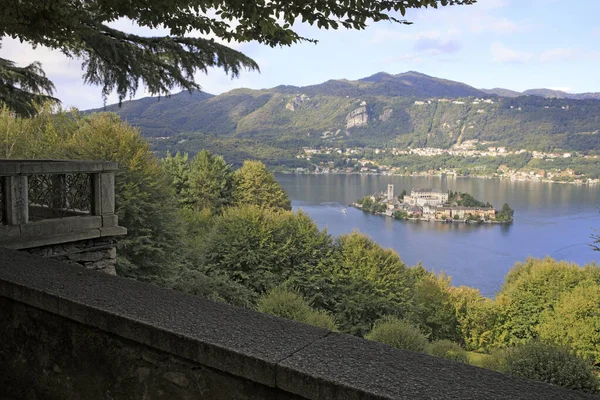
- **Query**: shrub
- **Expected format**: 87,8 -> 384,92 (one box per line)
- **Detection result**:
365,316 -> 428,352
305,310 -> 338,331
483,341 -> 599,394
427,340 -> 468,363
257,288 -> 337,330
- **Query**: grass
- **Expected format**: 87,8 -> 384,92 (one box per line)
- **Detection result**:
466,351 -> 491,368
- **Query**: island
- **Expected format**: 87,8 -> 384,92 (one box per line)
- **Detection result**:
353,185 -> 514,223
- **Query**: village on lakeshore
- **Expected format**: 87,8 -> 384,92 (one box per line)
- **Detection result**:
292,140 -> 600,185
353,185 -> 514,224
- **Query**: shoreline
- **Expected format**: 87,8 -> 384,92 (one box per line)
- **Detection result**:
282,170 -> 599,186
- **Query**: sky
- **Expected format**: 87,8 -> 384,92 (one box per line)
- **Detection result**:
2,0 -> 599,110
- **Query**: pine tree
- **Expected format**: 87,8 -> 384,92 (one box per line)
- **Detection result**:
189,150 -> 234,213
162,152 -> 193,208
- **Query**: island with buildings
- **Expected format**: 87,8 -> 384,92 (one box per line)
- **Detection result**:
353,185 -> 514,223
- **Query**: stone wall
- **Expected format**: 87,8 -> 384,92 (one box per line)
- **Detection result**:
0,248 -> 595,400
0,297 -> 303,400
24,237 -> 118,275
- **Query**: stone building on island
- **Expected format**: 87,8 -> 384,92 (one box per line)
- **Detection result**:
361,186 -> 496,221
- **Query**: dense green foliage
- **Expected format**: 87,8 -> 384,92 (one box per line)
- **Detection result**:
412,274 -> 460,342
493,258 -> 598,349
288,232 -> 425,336
484,342 -> 599,394
496,203 -> 515,222
257,287 -> 337,330
447,191 -> 491,208
188,150 -> 234,213
449,286 -> 497,352
198,205 -> 329,299
162,152 -> 193,208
538,282 -> 600,364
427,340 -> 468,363
365,316 -> 429,352
63,114 -> 183,280
233,160 -> 291,210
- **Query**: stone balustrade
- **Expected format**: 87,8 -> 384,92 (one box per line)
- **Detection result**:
0,160 -> 126,274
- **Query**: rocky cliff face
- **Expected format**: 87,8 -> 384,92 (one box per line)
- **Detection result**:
346,106 -> 368,129
285,94 -> 309,111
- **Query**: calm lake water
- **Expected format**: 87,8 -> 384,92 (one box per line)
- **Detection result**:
276,174 -> 600,298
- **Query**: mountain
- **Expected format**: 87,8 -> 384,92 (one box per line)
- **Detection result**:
522,89 -> 600,100
481,87 -> 600,100
88,90 -> 214,136
480,88 -> 521,98
268,71 -> 487,98
86,72 -> 600,163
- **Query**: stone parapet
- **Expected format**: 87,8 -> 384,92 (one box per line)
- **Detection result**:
0,249 -> 594,400
0,160 -> 126,274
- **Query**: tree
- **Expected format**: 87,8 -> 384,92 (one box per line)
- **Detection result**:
288,232 -> 420,336
538,281 -> 600,364
63,113 -> 184,280
449,286 -> 497,351
1,0 -> 475,115
233,160 -> 291,210
492,257 -> 588,347
189,150 -> 234,213
200,205 -> 331,298
412,274 -> 460,342
162,151 -> 193,208
496,203 -> 514,222
0,57 -> 58,117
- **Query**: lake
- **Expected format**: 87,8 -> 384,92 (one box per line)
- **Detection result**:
276,173 -> 600,298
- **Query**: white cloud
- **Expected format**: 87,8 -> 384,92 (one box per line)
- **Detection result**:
490,42 -> 534,63
540,48 -> 579,62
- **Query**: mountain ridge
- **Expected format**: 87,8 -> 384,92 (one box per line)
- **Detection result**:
86,71 -> 600,157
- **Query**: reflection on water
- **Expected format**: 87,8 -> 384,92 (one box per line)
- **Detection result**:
277,174 -> 600,298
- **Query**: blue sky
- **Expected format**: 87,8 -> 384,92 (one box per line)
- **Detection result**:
2,0 -> 599,109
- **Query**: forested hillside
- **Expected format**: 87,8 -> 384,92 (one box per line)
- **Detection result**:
88,71 -> 600,158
